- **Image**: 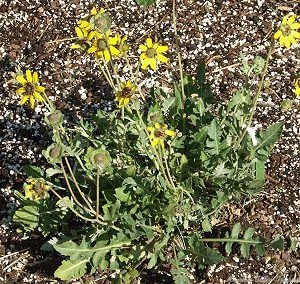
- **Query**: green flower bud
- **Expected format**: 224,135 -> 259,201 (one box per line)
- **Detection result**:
85,147 -> 111,171
43,144 -> 63,164
280,99 -> 293,112
92,13 -> 111,33
45,110 -> 63,127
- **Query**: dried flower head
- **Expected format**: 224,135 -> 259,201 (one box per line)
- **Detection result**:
139,38 -> 168,70
84,147 -> 111,171
16,70 -> 45,109
274,14 -> 300,48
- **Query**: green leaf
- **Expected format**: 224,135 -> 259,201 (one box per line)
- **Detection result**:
270,235 -> 285,251
13,205 -> 39,229
46,167 -> 62,177
186,234 -> 224,267
54,259 -> 88,281
162,97 -> 176,114
206,119 -> 221,155
255,160 -> 265,181
255,122 -> 283,159
225,223 -> 241,255
136,0 -> 156,7
201,218 -> 211,233
23,165 -> 43,178
147,253 -> 157,269
196,59 -> 205,85
115,187 -> 129,202
240,228 -> 255,258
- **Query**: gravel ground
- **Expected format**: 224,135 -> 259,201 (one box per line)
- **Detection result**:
1,0 -> 300,283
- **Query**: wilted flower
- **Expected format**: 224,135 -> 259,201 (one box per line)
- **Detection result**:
274,14 -> 300,48
16,70 -> 45,109
43,143 -> 63,164
87,31 -> 120,61
295,78 -> 300,97
147,123 -> 175,148
139,38 -> 168,70
115,80 -> 136,108
24,179 -> 50,200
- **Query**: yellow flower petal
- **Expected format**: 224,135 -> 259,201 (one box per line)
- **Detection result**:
154,123 -> 160,129
147,126 -> 155,132
75,26 -> 84,38
110,46 -> 120,56
140,53 -> 147,61
149,58 -> 157,70
70,44 -> 81,49
33,92 -> 44,102
103,50 -> 111,61
287,14 -> 296,25
141,57 -> 150,69
16,75 -> 27,85
152,138 -> 159,147
146,38 -> 153,48
156,45 -> 168,53
291,23 -> 300,29
32,71 -> 38,84
26,70 -> 32,83
29,95 -> 35,109
156,53 -> 168,63
274,30 -> 282,39
20,95 -> 29,105
165,129 -> 176,137
288,35 -> 297,44
284,37 -> 291,48
291,30 -> 300,39
36,85 -> 45,93
282,15 -> 289,25
139,44 -> 147,52
279,35 -> 285,46
87,46 -> 97,53
91,7 -> 97,15
16,87 -> 25,94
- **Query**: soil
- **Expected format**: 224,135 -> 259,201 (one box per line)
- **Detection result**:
0,0 -> 300,283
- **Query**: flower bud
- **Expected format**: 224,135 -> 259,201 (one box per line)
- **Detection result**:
45,110 -> 63,127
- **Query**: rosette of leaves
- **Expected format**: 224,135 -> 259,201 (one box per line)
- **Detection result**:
45,110 -> 63,127
84,147 -> 112,172
43,143 -> 63,164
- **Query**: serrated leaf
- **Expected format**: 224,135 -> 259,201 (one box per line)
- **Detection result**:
46,167 -> 62,177
23,165 -> 43,178
115,187 -> 129,202
255,236 -> 266,256
54,259 -> 88,281
213,163 -> 230,178
270,235 -> 285,251
240,228 -> 255,258
206,119 -> 221,155
225,223 -> 242,255
255,122 -> 283,157
171,266 -> 191,284
13,205 -> 39,229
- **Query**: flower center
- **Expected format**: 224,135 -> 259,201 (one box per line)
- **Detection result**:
120,87 -> 133,98
94,153 -> 105,165
97,39 -> 107,51
25,83 -> 35,95
282,24 -> 292,36
146,48 -> 156,58
154,129 -> 164,138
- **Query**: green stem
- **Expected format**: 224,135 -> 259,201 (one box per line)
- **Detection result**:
172,0 -> 186,133
197,238 -> 263,245
64,156 -> 96,215
233,44 -> 273,149
96,168 -> 100,221
97,59 -> 115,89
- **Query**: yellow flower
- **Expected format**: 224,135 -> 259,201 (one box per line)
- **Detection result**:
295,78 -> 300,97
87,31 -> 120,61
115,33 -> 129,55
16,70 -> 45,109
71,26 -> 96,50
24,179 -> 50,201
139,38 -> 168,70
147,123 -> 175,148
274,14 -> 300,48
115,80 -> 136,108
